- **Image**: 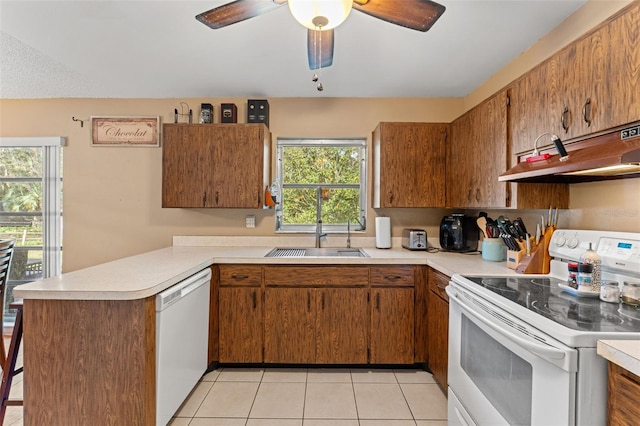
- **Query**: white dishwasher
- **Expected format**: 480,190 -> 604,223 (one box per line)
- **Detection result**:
156,268 -> 211,426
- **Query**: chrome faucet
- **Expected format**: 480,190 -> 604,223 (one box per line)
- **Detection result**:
315,186 -> 327,248
346,219 -> 351,248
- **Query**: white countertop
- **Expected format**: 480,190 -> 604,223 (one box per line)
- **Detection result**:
13,236 -> 518,301
597,340 -> 640,377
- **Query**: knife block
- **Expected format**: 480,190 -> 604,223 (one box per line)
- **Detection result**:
515,229 -> 553,274
507,249 -> 524,270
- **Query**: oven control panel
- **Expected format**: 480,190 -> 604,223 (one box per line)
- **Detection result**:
550,229 -> 640,275
597,237 -> 640,271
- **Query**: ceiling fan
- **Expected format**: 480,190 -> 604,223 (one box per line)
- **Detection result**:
196,0 -> 446,70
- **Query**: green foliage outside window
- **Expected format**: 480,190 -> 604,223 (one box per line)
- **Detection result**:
280,144 -> 363,226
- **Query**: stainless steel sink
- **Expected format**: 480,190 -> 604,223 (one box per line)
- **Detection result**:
265,247 -> 368,258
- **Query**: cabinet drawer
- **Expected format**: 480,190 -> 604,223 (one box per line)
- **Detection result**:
264,265 -> 369,286
428,268 -> 450,301
370,266 -> 414,287
219,265 -> 262,286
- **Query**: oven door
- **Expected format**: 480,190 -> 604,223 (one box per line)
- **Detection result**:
447,282 -> 578,426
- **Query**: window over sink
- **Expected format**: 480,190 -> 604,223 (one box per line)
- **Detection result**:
275,138 -> 366,233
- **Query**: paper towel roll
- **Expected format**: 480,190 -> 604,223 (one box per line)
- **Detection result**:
376,217 -> 391,249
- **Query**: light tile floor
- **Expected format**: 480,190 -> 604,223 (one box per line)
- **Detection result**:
2,358 -> 447,426
169,367 -> 448,426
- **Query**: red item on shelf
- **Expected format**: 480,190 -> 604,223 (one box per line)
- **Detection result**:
525,153 -> 552,162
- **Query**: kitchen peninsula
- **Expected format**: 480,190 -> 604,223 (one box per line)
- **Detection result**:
14,237 -> 513,425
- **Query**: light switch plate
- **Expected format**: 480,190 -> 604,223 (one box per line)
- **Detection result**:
245,215 -> 256,228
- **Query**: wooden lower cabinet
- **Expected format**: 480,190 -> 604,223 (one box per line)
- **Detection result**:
607,362 -> 640,426
264,287 -> 316,363
316,288 -> 368,364
370,287 -> 415,364
219,286 -> 263,363
427,268 -> 450,393
264,287 -> 368,364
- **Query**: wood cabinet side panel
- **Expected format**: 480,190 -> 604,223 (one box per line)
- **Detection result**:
24,298 -> 156,425
414,266 -> 429,363
427,289 -> 449,393
209,265 -> 220,364
607,362 -> 640,426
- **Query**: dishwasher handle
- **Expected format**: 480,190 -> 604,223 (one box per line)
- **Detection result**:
156,268 -> 212,311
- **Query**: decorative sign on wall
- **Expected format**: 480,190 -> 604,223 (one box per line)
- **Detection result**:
91,116 -> 160,147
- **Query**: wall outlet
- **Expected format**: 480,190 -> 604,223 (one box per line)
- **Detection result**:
245,215 -> 256,228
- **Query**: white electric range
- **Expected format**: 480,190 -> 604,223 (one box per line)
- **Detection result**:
446,229 -> 640,426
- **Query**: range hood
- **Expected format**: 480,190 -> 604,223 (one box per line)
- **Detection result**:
499,123 -> 640,183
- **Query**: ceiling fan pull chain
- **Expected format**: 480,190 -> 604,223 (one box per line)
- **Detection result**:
316,26 -> 323,91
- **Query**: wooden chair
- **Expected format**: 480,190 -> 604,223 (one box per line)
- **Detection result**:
0,239 -> 15,368
0,239 -> 22,423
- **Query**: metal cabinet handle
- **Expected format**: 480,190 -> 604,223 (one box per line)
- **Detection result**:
384,275 -> 402,282
307,291 -> 311,312
561,106 -> 570,133
232,274 -> 249,281
388,192 -> 394,204
252,291 -> 257,309
467,189 -> 472,202
475,188 -> 480,202
376,293 -> 380,311
215,191 -> 219,205
203,192 -> 207,207
582,98 -> 592,127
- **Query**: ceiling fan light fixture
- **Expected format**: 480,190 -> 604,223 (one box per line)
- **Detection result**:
288,0 -> 353,30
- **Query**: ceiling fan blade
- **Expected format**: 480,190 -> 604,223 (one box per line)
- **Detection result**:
353,0 -> 445,32
196,0 -> 285,29
307,29 -> 334,70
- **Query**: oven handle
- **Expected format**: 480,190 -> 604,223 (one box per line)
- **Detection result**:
448,286 -> 567,361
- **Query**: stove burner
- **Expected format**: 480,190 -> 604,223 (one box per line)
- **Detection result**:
463,275 -> 638,332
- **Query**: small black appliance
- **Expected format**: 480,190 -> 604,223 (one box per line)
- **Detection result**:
439,214 -> 479,252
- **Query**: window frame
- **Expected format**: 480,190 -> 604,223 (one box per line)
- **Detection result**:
275,137 -> 367,233
0,137 -> 64,279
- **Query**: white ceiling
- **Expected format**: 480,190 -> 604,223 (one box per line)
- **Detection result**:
0,0 -> 589,99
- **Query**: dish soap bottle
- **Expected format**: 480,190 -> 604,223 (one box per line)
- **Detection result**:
270,177 -> 280,205
579,243 -> 601,292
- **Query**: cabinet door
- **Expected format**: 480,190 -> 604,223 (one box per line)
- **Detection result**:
162,124 -> 211,207
219,287 -> 263,363
373,123 -> 447,208
370,287 -> 415,364
604,2 -> 640,132
448,92 -> 508,208
427,289 -> 449,393
264,287 -> 315,364
316,288 -> 368,364
510,57 -> 565,155
211,125 -> 266,208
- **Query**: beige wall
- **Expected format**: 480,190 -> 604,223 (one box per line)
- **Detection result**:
1,0 -> 638,272
0,98 -> 464,271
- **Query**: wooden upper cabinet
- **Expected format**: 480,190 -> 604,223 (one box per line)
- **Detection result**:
510,55 -> 566,155
373,122 -> 448,208
162,123 -> 270,208
511,1 -> 640,154
604,1 -> 640,130
448,91 -> 508,208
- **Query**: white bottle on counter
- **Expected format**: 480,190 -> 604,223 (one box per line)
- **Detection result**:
579,243 -> 601,292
